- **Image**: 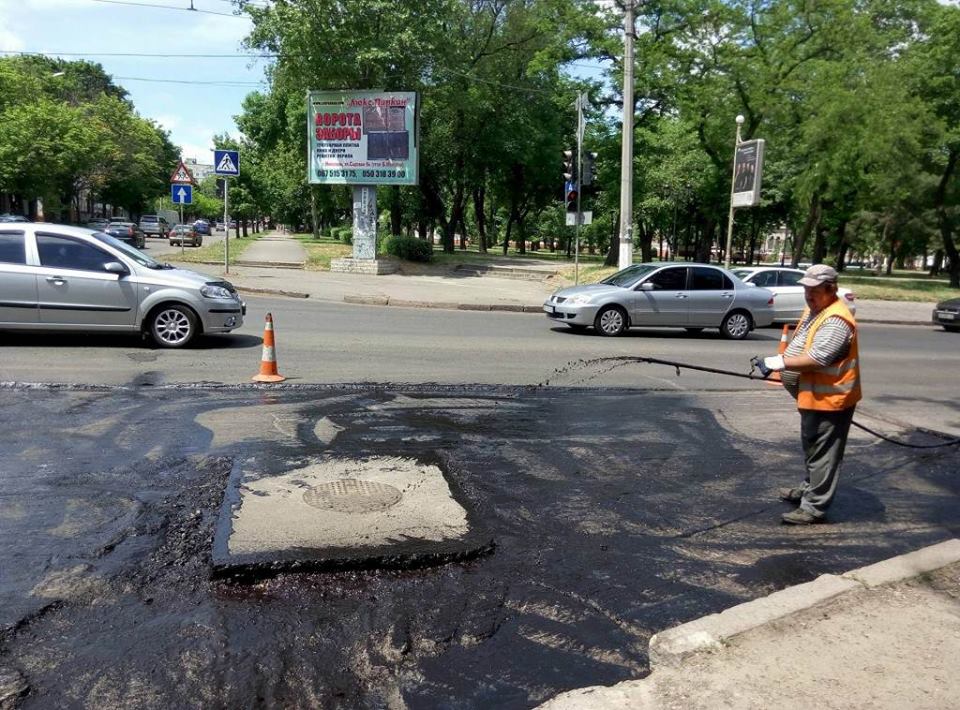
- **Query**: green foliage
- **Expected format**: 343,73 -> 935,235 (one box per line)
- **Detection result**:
0,56 -> 176,219
383,235 -> 433,262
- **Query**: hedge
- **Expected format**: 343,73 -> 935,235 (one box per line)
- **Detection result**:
383,235 -> 433,262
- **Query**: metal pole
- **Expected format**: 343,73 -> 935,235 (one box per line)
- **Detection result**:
179,203 -> 184,257
224,178 -> 229,274
575,92 -> 584,285
618,1 -> 635,270
723,115 -> 744,269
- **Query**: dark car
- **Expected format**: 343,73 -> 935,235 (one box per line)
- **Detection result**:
103,222 -> 146,249
932,298 -> 960,332
193,220 -> 211,235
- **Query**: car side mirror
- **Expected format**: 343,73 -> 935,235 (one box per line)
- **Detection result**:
637,282 -> 654,291
104,261 -> 128,275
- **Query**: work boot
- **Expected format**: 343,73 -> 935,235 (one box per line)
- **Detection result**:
778,487 -> 805,502
781,508 -> 825,525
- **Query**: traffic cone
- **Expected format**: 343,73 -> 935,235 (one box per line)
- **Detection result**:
766,324 -> 792,386
252,313 -> 286,383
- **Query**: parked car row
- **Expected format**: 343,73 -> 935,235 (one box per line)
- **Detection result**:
0,222 -> 245,347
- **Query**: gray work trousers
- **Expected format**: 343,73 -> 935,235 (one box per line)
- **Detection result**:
798,406 -> 856,517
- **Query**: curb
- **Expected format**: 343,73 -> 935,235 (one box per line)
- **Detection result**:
235,286 -> 309,299
539,539 -> 960,709
342,294 -> 544,313
647,538 -> 960,667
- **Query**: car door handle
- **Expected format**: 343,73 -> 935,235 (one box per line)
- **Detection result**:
45,276 -> 67,285
721,292 -> 734,298
675,293 -> 688,299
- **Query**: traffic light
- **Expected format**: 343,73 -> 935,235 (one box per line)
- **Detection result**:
562,149 -> 576,183
565,186 -> 579,213
215,178 -> 225,199
581,152 -> 597,187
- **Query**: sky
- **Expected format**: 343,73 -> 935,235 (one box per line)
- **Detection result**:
0,0 -> 271,163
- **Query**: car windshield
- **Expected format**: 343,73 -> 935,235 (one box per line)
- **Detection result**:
600,263 -> 658,287
91,231 -> 163,268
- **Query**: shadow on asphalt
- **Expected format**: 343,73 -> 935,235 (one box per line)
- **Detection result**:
0,332 -> 261,350
549,326 -> 778,341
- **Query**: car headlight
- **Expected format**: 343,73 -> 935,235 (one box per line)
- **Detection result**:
569,294 -> 594,305
200,284 -> 233,299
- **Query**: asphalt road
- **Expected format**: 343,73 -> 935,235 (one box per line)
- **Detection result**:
138,227 -> 228,258
1,297 -> 958,708
0,295 -> 956,434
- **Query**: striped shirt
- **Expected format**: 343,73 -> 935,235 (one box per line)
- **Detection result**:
780,305 -> 854,399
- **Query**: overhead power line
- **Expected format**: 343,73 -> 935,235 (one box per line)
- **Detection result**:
88,0 -> 249,19
114,75 -> 264,86
0,50 -> 276,59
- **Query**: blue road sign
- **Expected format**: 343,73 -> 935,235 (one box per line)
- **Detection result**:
214,149 -> 240,176
171,184 -> 193,204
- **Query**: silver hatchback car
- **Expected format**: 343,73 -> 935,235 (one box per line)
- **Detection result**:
0,223 -> 245,348
545,262 -> 775,339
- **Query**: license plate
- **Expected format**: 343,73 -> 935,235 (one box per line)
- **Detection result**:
940,312 -> 956,320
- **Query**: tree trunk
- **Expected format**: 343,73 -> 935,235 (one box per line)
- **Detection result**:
390,186 -> 402,236
242,219 -> 248,238
503,214 -> 514,255
604,210 -> 620,267
791,192 -> 821,268
638,218 -> 653,262
811,224 -> 826,264
934,147 -> 960,288
473,186 -> 487,253
835,221 -> 849,271
309,185 -> 321,240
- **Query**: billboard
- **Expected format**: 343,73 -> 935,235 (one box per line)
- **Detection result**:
731,138 -> 765,207
307,90 -> 419,186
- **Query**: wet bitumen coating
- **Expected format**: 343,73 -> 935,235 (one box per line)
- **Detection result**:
0,382 -> 958,709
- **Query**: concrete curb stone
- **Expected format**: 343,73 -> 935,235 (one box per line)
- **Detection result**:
235,286 -> 309,299
841,538 -> 960,588
648,574 -> 860,667
343,294 -> 389,306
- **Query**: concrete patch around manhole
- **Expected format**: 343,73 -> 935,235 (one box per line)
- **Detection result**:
212,456 -> 493,579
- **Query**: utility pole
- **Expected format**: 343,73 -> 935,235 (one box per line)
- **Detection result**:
575,91 -> 586,285
618,1 -> 636,270
723,114 -> 745,269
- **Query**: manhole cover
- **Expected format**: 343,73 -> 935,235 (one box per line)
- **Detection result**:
303,479 -> 402,514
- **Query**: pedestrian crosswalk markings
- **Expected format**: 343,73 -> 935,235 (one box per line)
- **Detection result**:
217,153 -> 237,173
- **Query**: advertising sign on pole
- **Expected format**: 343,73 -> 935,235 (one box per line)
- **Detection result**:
731,139 -> 765,207
307,90 -> 419,186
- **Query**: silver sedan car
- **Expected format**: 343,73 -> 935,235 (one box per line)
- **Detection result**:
544,262 -> 775,339
0,223 -> 245,348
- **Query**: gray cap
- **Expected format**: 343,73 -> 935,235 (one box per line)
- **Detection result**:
799,264 -> 838,287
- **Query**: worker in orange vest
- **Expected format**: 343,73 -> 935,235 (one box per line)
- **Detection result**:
760,264 -> 861,525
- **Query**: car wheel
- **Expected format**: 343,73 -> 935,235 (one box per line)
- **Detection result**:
594,305 -> 628,336
944,325 -> 960,333
685,327 -> 704,334
197,239 -> 202,247
567,324 -> 588,333
149,304 -> 198,348
720,310 -> 753,340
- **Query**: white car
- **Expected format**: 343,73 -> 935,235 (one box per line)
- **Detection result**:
733,267 -> 856,323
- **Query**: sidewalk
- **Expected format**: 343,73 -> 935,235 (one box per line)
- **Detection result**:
541,540 -> 960,710
174,236 -> 938,324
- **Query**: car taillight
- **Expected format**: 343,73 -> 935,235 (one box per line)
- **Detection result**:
767,296 -> 774,305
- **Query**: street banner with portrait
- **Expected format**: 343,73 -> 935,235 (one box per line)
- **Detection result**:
307,90 -> 419,186
731,139 -> 765,207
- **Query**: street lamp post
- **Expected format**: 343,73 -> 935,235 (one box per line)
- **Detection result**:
723,114 -> 745,270
618,1 -> 635,270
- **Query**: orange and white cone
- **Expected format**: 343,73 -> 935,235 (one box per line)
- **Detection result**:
766,324 -> 792,386
252,312 -> 286,383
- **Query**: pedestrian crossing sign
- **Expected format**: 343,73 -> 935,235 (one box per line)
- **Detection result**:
214,149 -> 240,176
170,160 -> 194,184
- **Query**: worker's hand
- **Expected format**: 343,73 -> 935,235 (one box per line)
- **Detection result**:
763,354 -> 785,372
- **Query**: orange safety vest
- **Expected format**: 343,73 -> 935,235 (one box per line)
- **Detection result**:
795,299 -> 861,411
